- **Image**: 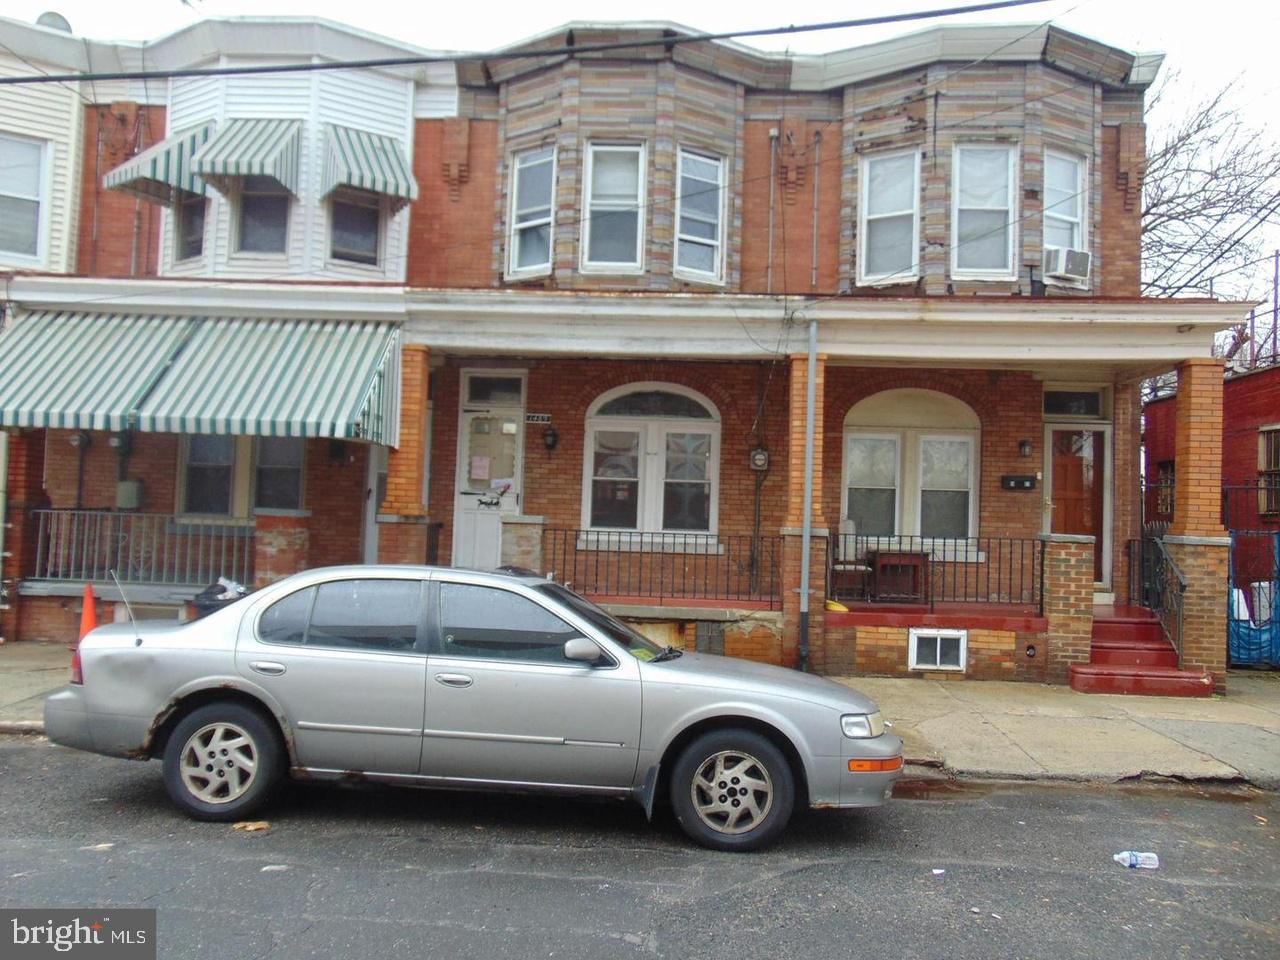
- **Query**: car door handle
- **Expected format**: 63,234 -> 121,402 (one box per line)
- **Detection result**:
434,673 -> 473,688
249,660 -> 286,677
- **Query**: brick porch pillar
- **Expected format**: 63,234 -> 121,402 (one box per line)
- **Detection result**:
253,513 -> 310,589
378,344 -> 432,564
500,515 -> 546,572
1041,534 -> 1095,683
782,352 -> 827,670
1166,357 -> 1229,692
1,430 -> 48,644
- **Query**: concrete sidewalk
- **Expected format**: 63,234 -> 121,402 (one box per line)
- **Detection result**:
840,671 -> 1280,788
3,640 -> 1278,787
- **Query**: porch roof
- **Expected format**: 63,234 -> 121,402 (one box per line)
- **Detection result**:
102,123 -> 215,205
0,311 -> 401,445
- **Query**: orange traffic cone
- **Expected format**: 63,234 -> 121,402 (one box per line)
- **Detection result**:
78,584 -> 98,643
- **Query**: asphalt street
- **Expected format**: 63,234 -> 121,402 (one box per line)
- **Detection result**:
1,736 -> 1276,960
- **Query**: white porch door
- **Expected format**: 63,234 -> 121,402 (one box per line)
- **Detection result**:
453,409 -> 523,568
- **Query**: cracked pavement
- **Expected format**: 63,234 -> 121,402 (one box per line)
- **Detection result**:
2,736 -> 1278,959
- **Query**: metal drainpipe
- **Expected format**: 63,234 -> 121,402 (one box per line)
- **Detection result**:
766,128 -> 779,293
0,431 -> 8,626
810,131 -> 821,291
798,310 -> 818,671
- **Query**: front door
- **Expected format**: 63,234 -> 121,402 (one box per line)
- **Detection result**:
420,578 -> 642,787
1045,426 -> 1110,584
453,371 -> 525,569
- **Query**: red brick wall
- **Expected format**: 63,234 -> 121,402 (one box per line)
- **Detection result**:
406,118 -> 499,288
44,430 -> 179,512
76,103 -> 166,277
1097,122 -> 1145,297
303,439 -> 367,567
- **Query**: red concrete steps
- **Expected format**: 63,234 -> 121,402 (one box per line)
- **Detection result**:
1067,663 -> 1214,697
1068,611 -> 1213,697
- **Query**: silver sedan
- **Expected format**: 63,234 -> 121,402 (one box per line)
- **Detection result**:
44,566 -> 903,851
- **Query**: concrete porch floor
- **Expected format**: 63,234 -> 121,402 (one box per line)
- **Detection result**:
839,670 -> 1280,788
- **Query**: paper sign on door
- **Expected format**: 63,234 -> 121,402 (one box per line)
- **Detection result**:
470,455 -> 491,481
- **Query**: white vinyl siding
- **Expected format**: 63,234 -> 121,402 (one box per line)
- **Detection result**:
951,143 -> 1018,280
582,143 -> 645,272
674,149 -> 724,282
508,146 -> 556,276
0,52 -> 82,273
858,149 -> 920,286
1044,150 -> 1085,252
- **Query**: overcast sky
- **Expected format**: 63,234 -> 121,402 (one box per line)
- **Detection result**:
6,0 -> 1278,296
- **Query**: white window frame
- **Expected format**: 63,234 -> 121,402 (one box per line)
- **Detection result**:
842,429 -> 979,540
580,142 -> 646,274
908,627 -> 967,672
857,148 -> 921,287
674,147 -> 725,284
507,145 -> 556,278
844,432 -> 902,536
950,142 -> 1019,281
328,188 -> 384,268
0,131 -> 50,267
581,382 -> 720,536
178,435 -> 307,520
233,176 -> 291,258
1043,149 -> 1086,255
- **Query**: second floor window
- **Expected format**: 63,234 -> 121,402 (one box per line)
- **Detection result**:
583,143 -> 644,271
330,190 -> 380,266
0,133 -> 44,260
859,149 -> 920,285
675,149 -> 723,280
175,193 -> 206,261
237,175 -> 289,254
509,147 -> 555,274
1044,150 -> 1085,251
952,144 -> 1017,279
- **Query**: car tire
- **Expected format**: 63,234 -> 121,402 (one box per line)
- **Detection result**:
669,728 -> 795,852
162,702 -> 283,822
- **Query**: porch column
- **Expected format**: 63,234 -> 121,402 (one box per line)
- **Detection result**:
782,353 -> 828,670
378,344 -> 432,564
1041,534 -> 1095,683
253,514 -> 310,589
1111,378 -> 1143,593
1166,357 -> 1229,692
1,430 -> 48,644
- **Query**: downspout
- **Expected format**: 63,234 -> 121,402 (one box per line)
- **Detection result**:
811,131 -> 821,291
766,128 -> 779,293
0,430 -> 8,629
798,310 -> 818,671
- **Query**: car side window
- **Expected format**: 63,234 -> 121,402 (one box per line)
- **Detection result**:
438,582 -> 587,665
258,587 -> 313,645
306,579 -> 422,653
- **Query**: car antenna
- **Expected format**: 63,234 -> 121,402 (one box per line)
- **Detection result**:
108,569 -> 141,643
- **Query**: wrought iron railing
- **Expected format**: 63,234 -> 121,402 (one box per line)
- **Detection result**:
828,534 -> 1044,612
541,529 -> 782,607
1128,535 -> 1185,667
32,509 -> 255,587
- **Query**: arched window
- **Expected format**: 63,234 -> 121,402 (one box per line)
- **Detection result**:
584,383 -> 720,533
843,389 -> 980,538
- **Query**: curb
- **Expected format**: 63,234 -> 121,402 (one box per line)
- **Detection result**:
0,721 -> 44,735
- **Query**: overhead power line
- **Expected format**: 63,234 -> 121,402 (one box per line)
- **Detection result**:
0,0 -> 1051,86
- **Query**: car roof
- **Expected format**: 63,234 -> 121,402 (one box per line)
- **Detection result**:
287,564 -> 551,587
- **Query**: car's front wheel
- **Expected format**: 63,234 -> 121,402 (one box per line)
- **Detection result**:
162,703 -> 283,821
669,728 -> 795,852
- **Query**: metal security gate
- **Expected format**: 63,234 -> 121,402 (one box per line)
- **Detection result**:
1224,485 -> 1280,667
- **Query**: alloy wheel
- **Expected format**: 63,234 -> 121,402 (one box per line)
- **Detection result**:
690,749 -> 774,835
178,722 -> 258,804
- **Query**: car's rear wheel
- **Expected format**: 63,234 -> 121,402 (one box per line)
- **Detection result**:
162,703 -> 282,821
669,728 -> 794,852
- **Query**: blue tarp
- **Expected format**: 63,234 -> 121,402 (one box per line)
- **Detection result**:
1228,532 -> 1280,666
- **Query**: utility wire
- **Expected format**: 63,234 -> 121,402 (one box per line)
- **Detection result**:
0,1 -> 1052,86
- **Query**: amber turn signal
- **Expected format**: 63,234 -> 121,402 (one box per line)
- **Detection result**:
848,757 -> 903,773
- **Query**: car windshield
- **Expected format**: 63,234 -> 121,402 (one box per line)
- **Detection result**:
534,582 -> 667,661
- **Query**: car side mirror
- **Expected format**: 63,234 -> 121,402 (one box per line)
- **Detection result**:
564,638 -> 603,664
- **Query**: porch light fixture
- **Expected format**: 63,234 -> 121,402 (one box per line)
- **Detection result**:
543,426 -> 559,452
1018,439 -> 1033,458
68,431 -> 91,448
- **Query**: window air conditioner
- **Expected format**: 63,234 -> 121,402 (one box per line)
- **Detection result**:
1043,247 -> 1091,282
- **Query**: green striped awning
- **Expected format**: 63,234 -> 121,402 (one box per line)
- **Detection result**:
0,312 -> 401,446
190,118 -> 302,195
102,124 -> 215,205
135,317 -> 401,445
0,312 -> 195,430
322,124 -> 419,207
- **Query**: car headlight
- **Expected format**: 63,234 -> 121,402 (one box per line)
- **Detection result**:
841,711 -> 885,739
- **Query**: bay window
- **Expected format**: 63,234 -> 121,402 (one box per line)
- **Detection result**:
1044,150 -> 1085,252
237,175 -> 290,254
675,149 -> 724,280
175,192 -> 206,261
952,143 -> 1018,278
509,146 -> 556,274
584,386 -> 719,534
859,149 -> 920,285
330,190 -> 381,265
582,143 -> 644,271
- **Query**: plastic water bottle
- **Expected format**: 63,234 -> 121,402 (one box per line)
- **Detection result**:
1113,851 -> 1159,869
